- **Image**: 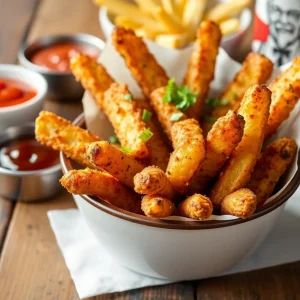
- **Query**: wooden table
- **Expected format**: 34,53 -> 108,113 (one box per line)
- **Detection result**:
0,1 -> 299,299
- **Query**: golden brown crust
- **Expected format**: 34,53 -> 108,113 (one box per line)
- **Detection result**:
150,87 -> 187,141
112,27 -> 169,99
221,188 -> 257,219
209,85 -> 271,208
86,141 -> 145,188
60,168 -> 142,214
248,137 -> 297,207
167,118 -> 205,194
178,194 -> 213,220
35,111 -> 99,168
134,166 -> 175,199
265,56 -> 300,140
141,195 -> 175,218
190,110 -> 245,194
184,20 -> 221,119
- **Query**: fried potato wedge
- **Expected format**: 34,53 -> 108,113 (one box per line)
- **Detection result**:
134,166 -> 175,199
70,54 -> 114,108
178,194 -> 213,220
221,188 -> 257,219
190,110 -> 245,194
60,168 -> 142,214
209,85 -> 271,208
35,111 -> 99,168
211,52 -> 273,119
265,57 -> 300,140
141,194 -> 175,218
167,118 -> 205,194
248,137 -> 297,208
150,86 -> 187,140
112,27 -> 169,99
86,141 -> 145,188
184,20 -> 221,119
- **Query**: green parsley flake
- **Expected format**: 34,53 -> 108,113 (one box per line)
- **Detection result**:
108,135 -> 119,144
142,109 -> 152,122
170,112 -> 184,121
139,128 -> 153,141
163,78 -> 198,111
205,97 -> 229,108
123,93 -> 133,101
121,146 -> 132,153
203,115 -> 217,122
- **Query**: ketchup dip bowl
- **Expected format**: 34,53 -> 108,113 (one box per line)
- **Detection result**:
60,113 -> 300,280
18,34 -> 105,101
0,65 -> 47,131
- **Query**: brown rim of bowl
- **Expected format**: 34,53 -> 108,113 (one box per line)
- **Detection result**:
60,113 -> 300,230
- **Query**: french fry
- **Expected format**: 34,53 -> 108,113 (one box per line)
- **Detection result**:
112,27 -> 169,99
248,137 -> 297,208
220,18 -> 240,35
134,0 -> 160,16
167,118 -> 205,194
184,21 -> 221,119
161,0 -> 177,17
178,194 -> 213,220
202,52 -> 273,135
190,110 -> 245,194
35,111 -> 99,168
135,28 -> 159,40
134,166 -> 175,200
114,16 -> 142,30
209,85 -> 271,208
182,0 -> 207,35
174,0 -> 187,17
141,194 -> 175,217
221,188 -> 257,219
60,168 -> 142,214
150,86 -> 187,140
70,54 -> 114,108
155,33 -> 189,48
205,0 -> 251,24
265,57 -> 300,140
86,141 -> 145,188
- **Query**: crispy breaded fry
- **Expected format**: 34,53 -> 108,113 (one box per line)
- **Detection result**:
102,83 -> 150,159
60,168 -> 142,214
35,111 -> 99,168
221,188 -> 257,219
184,21 -> 221,119
248,137 -> 297,208
178,194 -> 213,220
70,54 -> 114,108
265,57 -> 300,140
190,110 -> 245,194
210,52 -> 273,120
86,141 -> 145,188
205,0 -> 251,23
141,194 -> 175,218
134,166 -> 175,199
150,87 -> 188,140
167,118 -> 205,194
209,85 -> 271,208
112,27 -> 169,99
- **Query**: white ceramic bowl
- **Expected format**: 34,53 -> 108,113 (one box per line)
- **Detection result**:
0,65 -> 47,131
60,114 -> 300,280
98,7 -> 252,59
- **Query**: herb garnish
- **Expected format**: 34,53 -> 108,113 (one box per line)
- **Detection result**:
139,129 -> 153,141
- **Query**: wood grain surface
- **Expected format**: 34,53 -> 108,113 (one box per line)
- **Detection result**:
0,0 -> 299,299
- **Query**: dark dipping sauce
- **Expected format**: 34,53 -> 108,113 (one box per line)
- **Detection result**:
0,137 -> 59,171
30,42 -> 99,72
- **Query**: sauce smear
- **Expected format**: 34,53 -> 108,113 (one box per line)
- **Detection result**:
0,79 -> 36,108
30,42 -> 99,72
0,137 -> 59,171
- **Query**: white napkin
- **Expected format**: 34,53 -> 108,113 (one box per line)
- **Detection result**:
48,188 -> 300,299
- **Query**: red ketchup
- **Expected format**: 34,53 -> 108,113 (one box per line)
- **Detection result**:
0,79 -> 36,108
30,42 -> 99,72
0,137 -> 59,171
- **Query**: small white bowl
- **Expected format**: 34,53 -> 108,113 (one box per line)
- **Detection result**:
0,65 -> 47,131
99,7 -> 252,59
60,114 -> 300,280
